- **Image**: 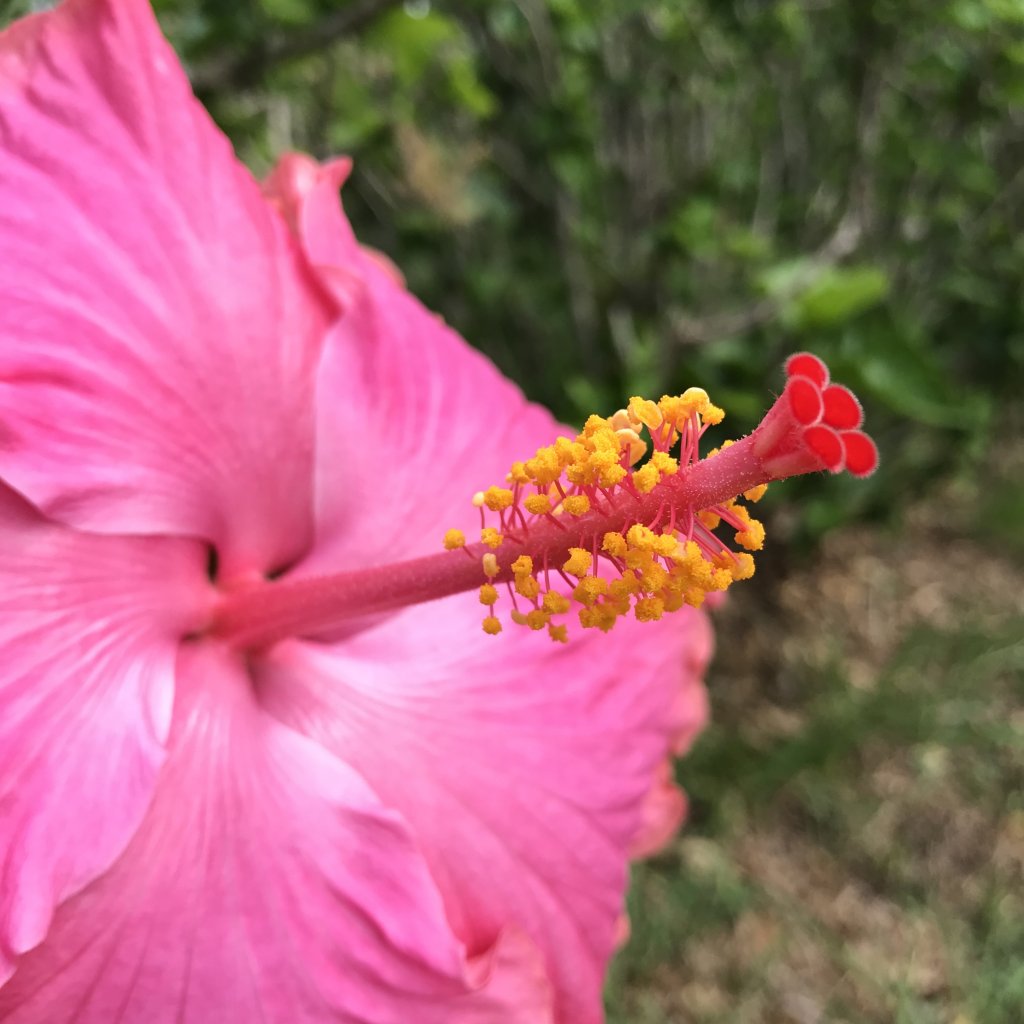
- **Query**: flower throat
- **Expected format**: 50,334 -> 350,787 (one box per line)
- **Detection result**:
211,354 -> 877,649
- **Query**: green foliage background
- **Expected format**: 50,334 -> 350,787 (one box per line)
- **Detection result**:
146,0 -> 1023,544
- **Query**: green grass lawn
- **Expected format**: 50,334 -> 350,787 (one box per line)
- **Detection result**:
606,473 -> 1024,1024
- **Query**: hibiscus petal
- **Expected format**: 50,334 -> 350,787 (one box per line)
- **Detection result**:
257,600 -> 711,1024
0,483 -> 207,980
0,644 -> 554,1023
0,0 -> 331,575
263,154 -> 559,572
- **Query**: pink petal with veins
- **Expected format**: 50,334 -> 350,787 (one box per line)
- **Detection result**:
0,483 -> 208,980
0,645 -> 554,1024
0,0 -> 332,577
257,594 -> 710,1024
263,154 -> 561,573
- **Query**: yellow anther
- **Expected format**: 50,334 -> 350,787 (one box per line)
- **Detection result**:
640,561 -> 669,592
610,408 -> 642,433
443,528 -> 466,550
709,567 -> 733,591
565,462 -> 594,487
510,609 -> 530,626
626,524 -> 657,550
578,605 -> 619,632
744,483 -> 769,503
543,590 -> 572,615
472,491 -> 486,508
623,547 -> 652,572
524,493 -> 553,515
582,414 -> 611,437
635,596 -> 665,622
483,486 -> 514,511
628,396 -> 663,431
525,608 -> 551,631
482,553 -> 499,578
657,394 -> 686,426
479,583 -> 499,606
508,461 -> 531,485
480,527 -> 504,549
614,573 -> 638,598
482,616 -> 502,635
678,387 -> 724,425
731,552 -> 756,580
548,624 -> 569,643
679,387 -> 710,417
511,555 -> 534,576
735,517 -> 765,551
515,574 -> 540,600
562,494 -> 591,516
525,447 -> 562,486
589,429 -> 621,455
653,532 -> 679,558
563,547 -> 593,578
703,402 -> 725,425
651,451 -> 678,475
602,532 -> 627,558
573,576 -> 609,607
615,428 -> 647,465
697,510 -> 721,530
598,464 -> 627,488
633,463 -> 660,494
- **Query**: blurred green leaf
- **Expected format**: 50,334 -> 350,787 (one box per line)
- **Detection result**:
791,265 -> 891,330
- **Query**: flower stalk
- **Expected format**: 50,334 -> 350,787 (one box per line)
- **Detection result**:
211,354 -> 877,650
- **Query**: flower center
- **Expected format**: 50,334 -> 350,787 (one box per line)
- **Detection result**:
209,354 -> 877,650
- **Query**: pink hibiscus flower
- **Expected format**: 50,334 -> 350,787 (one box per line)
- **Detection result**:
0,2 -> 876,1022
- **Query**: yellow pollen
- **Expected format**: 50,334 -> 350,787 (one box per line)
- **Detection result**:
443,528 -> 466,550
525,608 -> 551,631
634,596 -> 665,622
731,552 -> 756,580
651,451 -> 678,475
697,510 -> 721,530
480,527 -> 504,549
548,623 -> 569,643
483,486 -> 514,511
543,590 -> 572,614
508,461 -> 530,485
615,428 -> 647,465
511,555 -> 534,576
628,396 -> 663,431
633,463 -> 660,494
524,493 -> 553,515
598,464 -> 627,487
609,408 -> 641,433
562,494 -> 591,516
563,547 -> 593,578
573,576 -> 608,606
460,376 -> 768,641
602,532 -> 627,558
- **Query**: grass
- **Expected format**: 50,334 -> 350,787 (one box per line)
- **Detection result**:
605,475 -> 1024,1024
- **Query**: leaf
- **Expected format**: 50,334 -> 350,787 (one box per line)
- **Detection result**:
791,266 -> 890,329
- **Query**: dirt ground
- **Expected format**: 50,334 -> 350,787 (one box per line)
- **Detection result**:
606,467 -> 1024,1024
